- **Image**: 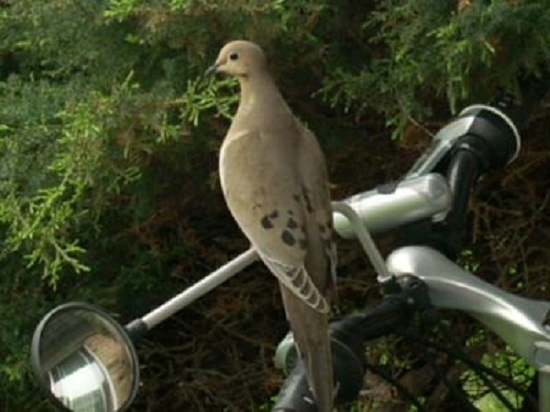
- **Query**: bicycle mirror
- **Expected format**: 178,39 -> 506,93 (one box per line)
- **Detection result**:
31,302 -> 140,412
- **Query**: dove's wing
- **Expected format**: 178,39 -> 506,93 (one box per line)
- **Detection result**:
219,126 -> 330,313
297,122 -> 338,299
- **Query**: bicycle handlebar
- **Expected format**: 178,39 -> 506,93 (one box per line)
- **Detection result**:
432,102 -> 521,258
273,276 -> 429,411
403,76 -> 547,258
272,71 -> 549,411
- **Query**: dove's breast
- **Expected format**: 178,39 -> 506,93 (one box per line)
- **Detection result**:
218,121 -> 303,243
219,129 -> 258,199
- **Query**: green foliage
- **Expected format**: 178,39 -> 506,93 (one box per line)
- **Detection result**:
0,0 -> 548,410
321,0 -> 550,127
463,345 -> 535,410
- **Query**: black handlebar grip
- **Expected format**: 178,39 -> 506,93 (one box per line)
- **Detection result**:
272,362 -> 317,412
455,106 -> 519,170
271,336 -> 365,411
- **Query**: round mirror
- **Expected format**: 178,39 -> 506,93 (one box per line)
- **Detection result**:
31,302 -> 140,412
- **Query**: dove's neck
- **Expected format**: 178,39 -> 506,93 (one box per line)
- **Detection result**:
237,74 -> 288,116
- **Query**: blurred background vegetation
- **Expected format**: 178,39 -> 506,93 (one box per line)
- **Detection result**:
0,0 -> 549,410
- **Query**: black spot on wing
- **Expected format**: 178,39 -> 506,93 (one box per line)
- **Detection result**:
261,216 -> 274,229
287,217 -> 298,229
281,229 -> 296,246
260,210 -> 280,230
299,238 -> 308,250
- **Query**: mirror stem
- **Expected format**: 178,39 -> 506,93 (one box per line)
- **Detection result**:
126,319 -> 149,341
139,249 -> 259,331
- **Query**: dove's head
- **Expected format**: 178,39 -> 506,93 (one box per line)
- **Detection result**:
206,40 -> 268,79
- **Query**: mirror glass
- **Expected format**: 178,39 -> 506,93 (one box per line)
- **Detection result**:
31,303 -> 139,412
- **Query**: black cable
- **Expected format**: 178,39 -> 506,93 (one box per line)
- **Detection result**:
363,359 -> 427,411
402,327 -> 536,410
424,349 -> 480,412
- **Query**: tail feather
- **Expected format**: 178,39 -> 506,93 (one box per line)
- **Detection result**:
279,283 -> 334,412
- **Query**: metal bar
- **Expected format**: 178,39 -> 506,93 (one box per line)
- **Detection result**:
539,365 -> 550,411
141,200 -> 392,329
331,201 -> 392,282
141,249 -> 259,329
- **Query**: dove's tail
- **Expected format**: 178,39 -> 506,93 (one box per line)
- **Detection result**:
279,284 -> 334,412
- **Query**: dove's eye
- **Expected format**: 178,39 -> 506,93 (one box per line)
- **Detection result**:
229,52 -> 239,61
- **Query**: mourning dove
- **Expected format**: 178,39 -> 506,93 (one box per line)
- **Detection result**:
207,40 -> 337,411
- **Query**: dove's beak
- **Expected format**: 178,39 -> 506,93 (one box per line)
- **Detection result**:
205,63 -> 220,76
